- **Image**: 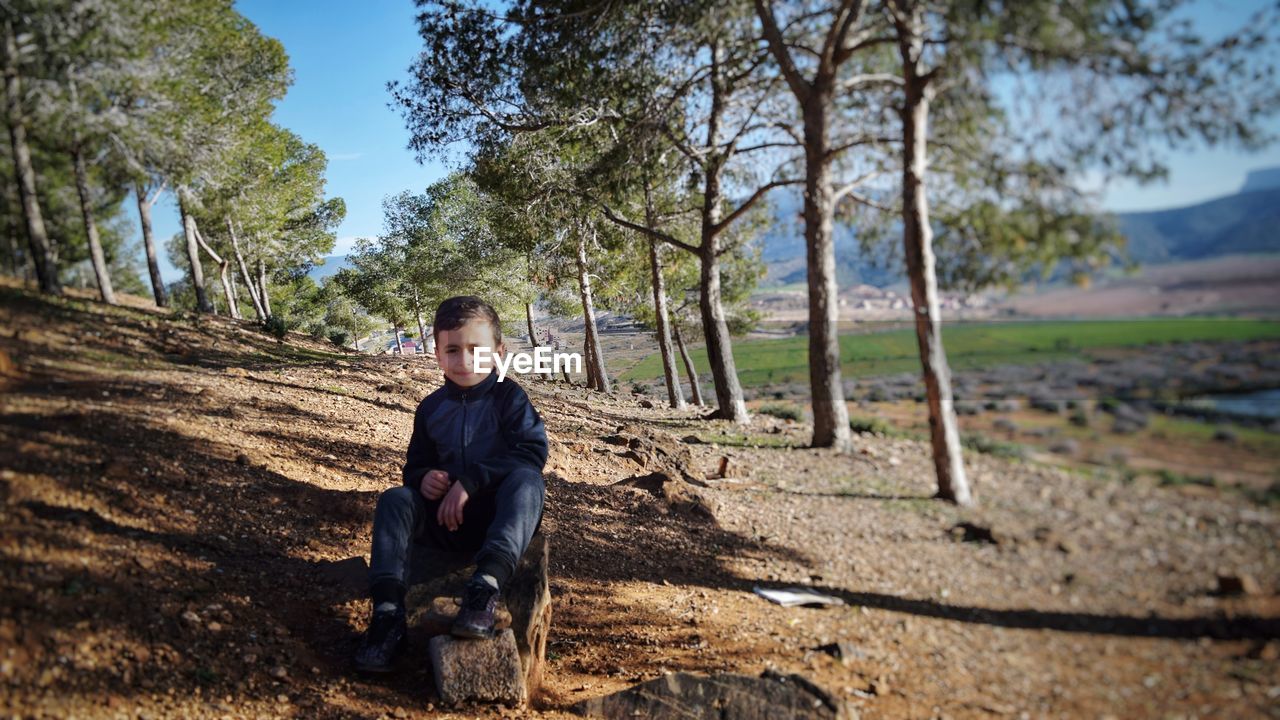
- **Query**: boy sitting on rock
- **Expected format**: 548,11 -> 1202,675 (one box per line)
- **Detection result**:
355,296 -> 548,673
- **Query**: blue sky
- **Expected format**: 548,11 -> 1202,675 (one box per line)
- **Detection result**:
140,0 -> 1280,283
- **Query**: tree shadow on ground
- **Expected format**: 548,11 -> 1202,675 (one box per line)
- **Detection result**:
743,583 -> 1280,641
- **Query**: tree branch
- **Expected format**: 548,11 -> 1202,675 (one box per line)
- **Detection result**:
599,203 -> 700,254
712,177 -> 803,235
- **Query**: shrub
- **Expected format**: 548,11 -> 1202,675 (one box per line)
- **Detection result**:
758,403 -> 803,422
263,314 -> 289,340
849,415 -> 891,435
962,433 -> 1027,460
328,330 -> 349,348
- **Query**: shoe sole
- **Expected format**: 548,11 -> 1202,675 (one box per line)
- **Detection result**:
450,625 -> 495,640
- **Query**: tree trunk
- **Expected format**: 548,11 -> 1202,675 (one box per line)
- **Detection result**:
178,190 -> 212,314
901,73 -> 971,506
576,229 -> 610,393
135,183 -> 167,307
2,21 -> 59,295
648,234 -> 685,409
228,219 -> 264,319
801,88 -> 851,451
257,259 -> 272,318
392,324 -> 404,355
193,220 -> 236,318
70,144 -> 116,305
698,242 -> 747,422
696,42 -> 748,423
526,301 -> 551,381
674,324 -> 704,407
415,310 -> 427,353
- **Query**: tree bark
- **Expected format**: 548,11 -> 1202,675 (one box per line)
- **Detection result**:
193,221 -> 237,319
526,301 -> 551,381
697,41 -> 748,423
898,10 -> 971,505
257,259 -> 272,318
135,183 -> 168,307
228,219 -> 264,319
178,190 -> 213,314
673,324 -> 704,407
648,234 -> 685,409
576,228 -> 609,393
392,324 -> 404,354
415,310 -> 428,353
70,144 -> 116,305
801,87 -> 851,451
2,21 -> 59,295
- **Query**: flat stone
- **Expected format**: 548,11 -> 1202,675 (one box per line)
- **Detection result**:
573,671 -> 848,719
429,629 -> 524,706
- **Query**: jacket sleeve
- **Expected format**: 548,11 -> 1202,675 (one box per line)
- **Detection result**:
456,383 -> 548,496
401,397 -> 440,488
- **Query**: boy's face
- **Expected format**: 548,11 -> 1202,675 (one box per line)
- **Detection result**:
434,319 -> 504,388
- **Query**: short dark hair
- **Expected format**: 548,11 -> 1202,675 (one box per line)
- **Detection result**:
433,296 -> 502,345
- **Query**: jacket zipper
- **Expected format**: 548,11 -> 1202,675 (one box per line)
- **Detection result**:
460,392 -> 468,477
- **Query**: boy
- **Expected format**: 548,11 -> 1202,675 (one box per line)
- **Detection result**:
355,296 -> 548,673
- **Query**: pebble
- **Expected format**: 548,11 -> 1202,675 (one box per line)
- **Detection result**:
269,665 -> 288,680
180,611 -> 201,627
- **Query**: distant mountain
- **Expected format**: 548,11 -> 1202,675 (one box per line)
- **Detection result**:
757,167 -> 1280,287
1116,185 -> 1280,264
307,255 -> 353,283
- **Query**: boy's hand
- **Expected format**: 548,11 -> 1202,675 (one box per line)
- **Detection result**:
437,481 -> 469,531
420,469 -> 451,500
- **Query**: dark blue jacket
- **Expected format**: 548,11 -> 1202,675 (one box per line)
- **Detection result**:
401,371 -> 548,497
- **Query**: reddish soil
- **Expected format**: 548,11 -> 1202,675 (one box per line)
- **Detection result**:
1,281 -> 1278,719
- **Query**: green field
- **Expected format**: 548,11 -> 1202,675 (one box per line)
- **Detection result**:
620,319 -> 1280,386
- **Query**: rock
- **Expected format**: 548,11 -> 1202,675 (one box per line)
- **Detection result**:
638,399 -> 655,409
1048,439 -> 1079,456
428,629 -> 524,706
574,671 -> 846,719
507,533 -> 553,700
269,666 -> 288,680
1212,427 -> 1238,443
420,596 -> 512,638
1216,572 -> 1260,596
814,641 -> 866,665
680,435 -> 703,444
950,522 -> 1006,545
180,610 -> 201,627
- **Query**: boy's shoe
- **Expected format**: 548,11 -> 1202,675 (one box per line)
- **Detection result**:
354,603 -> 407,673
452,578 -> 499,639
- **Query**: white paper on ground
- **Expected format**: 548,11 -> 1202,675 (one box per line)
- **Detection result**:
752,585 -> 845,608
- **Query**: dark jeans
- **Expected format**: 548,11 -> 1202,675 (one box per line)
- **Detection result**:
368,467 -> 545,595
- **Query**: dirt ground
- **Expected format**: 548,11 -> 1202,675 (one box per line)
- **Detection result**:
1,281 -> 1278,719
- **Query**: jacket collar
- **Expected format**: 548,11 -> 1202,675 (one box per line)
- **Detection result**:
442,369 -> 500,400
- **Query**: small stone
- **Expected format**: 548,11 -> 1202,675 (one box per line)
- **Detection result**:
275,693 -> 289,704
206,622 -> 222,633
235,454 -> 250,466
180,610 -> 201,627
1217,572 -> 1260,596
269,665 -> 288,680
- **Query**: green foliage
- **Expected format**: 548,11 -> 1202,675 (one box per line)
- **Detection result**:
849,416 -> 892,435
758,403 -> 803,422
1156,469 -> 1216,488
962,434 -> 1028,460
262,314 -> 289,340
